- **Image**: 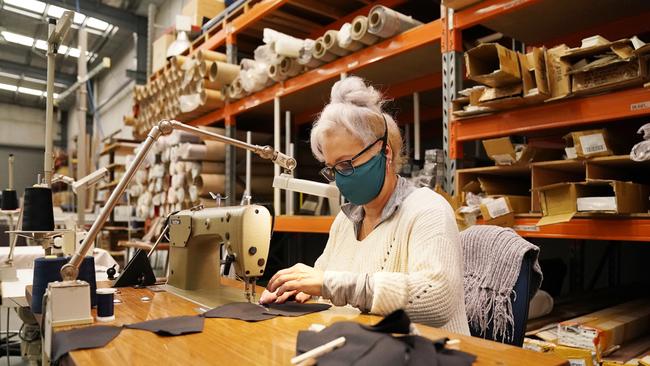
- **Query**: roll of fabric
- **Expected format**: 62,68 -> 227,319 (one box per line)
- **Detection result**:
323,30 -> 350,57
351,16 -> 380,45
194,174 -> 226,196
338,23 -> 364,52
175,187 -> 186,203
167,187 -> 178,204
188,185 -> 199,203
367,5 -> 422,39
267,62 -> 287,82
178,141 -> 226,161
208,61 -> 240,86
196,49 -> 227,63
279,57 -> 303,78
297,42 -> 324,68
273,38 -> 303,58
313,37 -> 337,62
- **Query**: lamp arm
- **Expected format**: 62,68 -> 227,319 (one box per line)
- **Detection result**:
61,119 -> 296,280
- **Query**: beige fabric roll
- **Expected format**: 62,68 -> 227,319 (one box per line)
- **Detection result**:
351,16 -> 380,46
194,174 -> 226,196
208,61 -> 240,85
323,30 -> 350,57
313,37 -> 337,62
367,5 -> 422,38
167,187 -> 178,204
196,49 -> 227,63
178,141 -> 226,161
188,185 -> 199,203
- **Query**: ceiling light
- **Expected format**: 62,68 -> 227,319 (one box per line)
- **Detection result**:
0,83 -> 18,92
46,4 -> 65,18
18,86 -> 44,96
3,0 -> 46,13
34,40 -> 48,51
1,31 -> 35,47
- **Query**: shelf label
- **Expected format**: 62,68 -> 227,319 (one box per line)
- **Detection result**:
513,225 -> 540,232
630,101 -> 650,111
486,197 -> 510,218
579,133 -> 607,155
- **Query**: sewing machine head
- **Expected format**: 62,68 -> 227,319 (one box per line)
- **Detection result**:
166,204 -> 272,304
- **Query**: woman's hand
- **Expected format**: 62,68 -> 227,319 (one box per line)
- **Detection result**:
266,263 -> 324,298
259,289 -> 311,304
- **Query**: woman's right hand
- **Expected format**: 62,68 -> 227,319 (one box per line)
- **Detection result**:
259,289 -> 311,304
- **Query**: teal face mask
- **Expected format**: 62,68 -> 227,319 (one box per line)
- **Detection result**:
335,150 -> 387,205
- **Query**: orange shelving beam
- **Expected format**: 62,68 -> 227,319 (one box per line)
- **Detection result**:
452,0 -> 543,30
455,87 -> 650,142
191,20 -> 442,126
487,217 -> 650,242
274,216 -> 334,233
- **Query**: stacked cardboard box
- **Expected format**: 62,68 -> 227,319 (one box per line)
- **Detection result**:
453,36 -> 650,118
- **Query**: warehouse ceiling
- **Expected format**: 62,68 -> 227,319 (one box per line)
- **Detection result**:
0,0 -> 162,109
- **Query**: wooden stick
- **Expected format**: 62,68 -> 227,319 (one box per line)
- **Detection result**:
290,337 -> 346,365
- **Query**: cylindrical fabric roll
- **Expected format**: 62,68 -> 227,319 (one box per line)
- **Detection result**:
323,30 -> 350,57
194,174 -> 226,196
155,177 -> 163,192
171,174 -> 185,189
152,193 -> 161,206
200,89 -> 225,108
193,161 -> 225,178
178,141 -> 226,161
188,185 -> 199,203
167,187 -> 178,204
279,57 -> 303,77
196,49 -> 227,63
351,16 -> 380,45
176,187 -> 186,203
175,161 -> 186,174
267,63 -> 287,82
338,23 -> 364,52
160,148 -> 171,163
169,160 -> 177,175
273,38 -> 303,58
22,187 -> 54,231
297,45 -> 324,68
367,5 -> 422,38
167,130 -> 201,145
208,61 -> 240,85
129,184 -> 143,197
313,38 -> 337,62
240,58 -> 256,70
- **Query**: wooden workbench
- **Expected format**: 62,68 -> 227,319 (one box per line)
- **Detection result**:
40,280 -> 566,366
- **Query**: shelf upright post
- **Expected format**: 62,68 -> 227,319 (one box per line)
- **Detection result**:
225,33 -> 238,206
274,96 -> 281,216
441,6 -> 464,195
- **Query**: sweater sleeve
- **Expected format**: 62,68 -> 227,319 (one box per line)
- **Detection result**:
369,208 -> 463,327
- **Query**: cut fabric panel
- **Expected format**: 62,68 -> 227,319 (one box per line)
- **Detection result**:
51,325 -> 123,362
296,310 -> 476,366
202,301 -> 331,322
125,315 -> 205,336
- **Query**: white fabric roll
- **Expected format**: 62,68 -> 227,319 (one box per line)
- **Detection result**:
167,187 -> 178,204
176,187 -> 186,202
189,185 -> 199,203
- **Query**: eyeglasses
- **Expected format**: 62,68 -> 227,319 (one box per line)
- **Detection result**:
320,116 -> 388,182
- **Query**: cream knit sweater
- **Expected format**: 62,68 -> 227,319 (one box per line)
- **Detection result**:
315,187 -> 470,335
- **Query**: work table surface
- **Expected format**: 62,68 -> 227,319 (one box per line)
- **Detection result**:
36,280 -> 567,366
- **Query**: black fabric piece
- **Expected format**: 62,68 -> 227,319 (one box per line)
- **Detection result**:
51,325 -> 123,362
202,301 -> 331,322
264,301 -> 332,317
125,315 -> 204,336
296,310 -> 477,366
361,309 -> 411,334
202,302 -> 276,321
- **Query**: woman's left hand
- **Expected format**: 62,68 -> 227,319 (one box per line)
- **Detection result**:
267,263 -> 324,297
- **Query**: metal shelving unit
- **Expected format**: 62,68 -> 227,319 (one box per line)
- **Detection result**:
442,0 -> 650,241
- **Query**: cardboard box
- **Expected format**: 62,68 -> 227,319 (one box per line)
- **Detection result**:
553,345 -> 598,366
441,0 -> 483,10
153,33 -> 174,72
523,338 -> 557,354
564,129 -> 613,159
483,137 -> 562,166
536,180 -> 650,226
480,195 -> 531,226
570,56 -> 648,96
182,0 -> 225,26
558,298 -> 650,356
545,45 -> 571,100
522,47 -> 550,102
465,43 -> 521,87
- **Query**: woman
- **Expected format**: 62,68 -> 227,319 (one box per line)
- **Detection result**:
260,76 -> 469,334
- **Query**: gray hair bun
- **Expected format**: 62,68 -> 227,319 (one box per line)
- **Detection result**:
330,76 -> 383,112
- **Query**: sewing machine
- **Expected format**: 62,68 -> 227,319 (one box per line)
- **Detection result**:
165,204 -> 272,307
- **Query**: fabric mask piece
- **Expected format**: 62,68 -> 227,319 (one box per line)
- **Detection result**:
335,151 -> 387,205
